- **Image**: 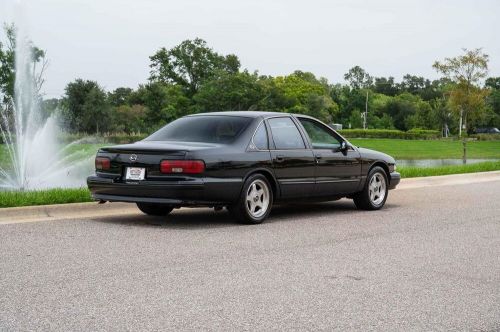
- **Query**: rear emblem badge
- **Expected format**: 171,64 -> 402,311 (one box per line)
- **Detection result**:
129,154 -> 138,162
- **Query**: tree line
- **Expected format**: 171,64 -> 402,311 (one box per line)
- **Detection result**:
1,24 -> 499,137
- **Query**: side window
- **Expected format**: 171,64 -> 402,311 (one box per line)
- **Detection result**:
253,122 -> 269,150
268,117 -> 306,149
299,118 -> 341,149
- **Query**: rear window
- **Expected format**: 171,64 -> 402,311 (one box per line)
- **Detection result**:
145,115 -> 252,144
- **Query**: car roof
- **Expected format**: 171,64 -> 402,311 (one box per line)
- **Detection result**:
187,111 -> 298,119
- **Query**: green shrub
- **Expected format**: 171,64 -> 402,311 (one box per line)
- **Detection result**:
407,128 -> 440,135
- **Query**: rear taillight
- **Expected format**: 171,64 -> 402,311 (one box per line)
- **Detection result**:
95,157 -> 111,170
160,160 -> 205,174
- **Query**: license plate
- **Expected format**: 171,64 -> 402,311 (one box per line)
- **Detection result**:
125,167 -> 145,181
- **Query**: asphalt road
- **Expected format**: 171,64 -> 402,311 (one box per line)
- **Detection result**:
1,180 -> 499,331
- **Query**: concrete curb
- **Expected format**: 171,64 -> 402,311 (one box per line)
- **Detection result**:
397,170 -> 500,190
0,201 -> 138,225
1,171 -> 499,224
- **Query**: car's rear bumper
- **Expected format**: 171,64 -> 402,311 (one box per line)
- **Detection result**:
87,175 -> 243,206
388,171 -> 401,189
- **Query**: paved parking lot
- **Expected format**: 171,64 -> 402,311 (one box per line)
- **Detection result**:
1,179 -> 499,331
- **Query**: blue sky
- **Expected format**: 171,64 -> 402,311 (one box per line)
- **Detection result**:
1,0 -> 499,98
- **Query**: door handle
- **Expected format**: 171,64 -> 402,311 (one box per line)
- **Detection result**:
275,154 -> 285,163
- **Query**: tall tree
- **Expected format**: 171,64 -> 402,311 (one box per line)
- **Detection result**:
373,77 -> 398,96
112,104 -> 148,134
149,38 -> 240,96
0,23 -> 47,103
193,71 -> 263,112
130,82 -> 192,128
485,77 -> 500,90
400,75 -> 428,95
433,48 -> 489,137
0,24 -> 15,104
344,66 -> 373,90
60,79 -> 110,133
343,66 -> 373,128
107,87 -> 133,107
431,97 -> 453,137
484,77 -> 500,128
398,74 -> 449,101
383,93 -> 420,131
272,71 -> 338,122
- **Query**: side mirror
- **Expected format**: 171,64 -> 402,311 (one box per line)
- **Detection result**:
340,141 -> 348,152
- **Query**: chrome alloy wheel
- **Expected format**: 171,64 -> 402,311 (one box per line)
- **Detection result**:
245,179 -> 270,218
369,173 -> 386,206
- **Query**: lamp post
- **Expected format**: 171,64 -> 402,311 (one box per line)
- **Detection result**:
363,90 -> 368,129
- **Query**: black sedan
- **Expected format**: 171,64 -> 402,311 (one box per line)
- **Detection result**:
87,111 -> 400,224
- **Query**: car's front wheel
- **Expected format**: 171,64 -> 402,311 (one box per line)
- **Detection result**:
353,166 -> 388,210
229,174 -> 273,224
136,202 -> 174,216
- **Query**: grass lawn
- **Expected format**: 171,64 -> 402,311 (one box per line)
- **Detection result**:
65,143 -> 103,157
0,188 -> 92,208
349,139 -> 500,160
398,161 -> 500,178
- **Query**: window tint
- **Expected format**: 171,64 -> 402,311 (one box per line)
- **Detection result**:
146,116 -> 252,144
253,122 -> 268,149
268,117 -> 305,149
299,118 -> 341,149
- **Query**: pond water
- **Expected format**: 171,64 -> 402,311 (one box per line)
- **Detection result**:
397,159 -> 499,167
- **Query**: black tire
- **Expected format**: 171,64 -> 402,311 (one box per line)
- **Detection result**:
136,202 -> 174,216
229,174 -> 273,224
353,166 -> 389,210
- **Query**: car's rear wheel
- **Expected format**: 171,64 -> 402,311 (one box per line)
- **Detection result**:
229,174 -> 273,224
136,202 -> 174,216
353,166 -> 388,210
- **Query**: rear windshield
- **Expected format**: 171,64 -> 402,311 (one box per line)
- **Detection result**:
145,115 -> 252,144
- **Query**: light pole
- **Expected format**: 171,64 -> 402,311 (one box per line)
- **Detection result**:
363,90 -> 368,129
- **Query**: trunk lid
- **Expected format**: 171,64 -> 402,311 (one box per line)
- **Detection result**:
97,141 -> 220,180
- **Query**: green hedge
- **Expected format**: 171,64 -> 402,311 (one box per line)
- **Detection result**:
339,129 -> 441,140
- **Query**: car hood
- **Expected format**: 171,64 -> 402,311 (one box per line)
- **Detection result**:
356,147 -> 396,164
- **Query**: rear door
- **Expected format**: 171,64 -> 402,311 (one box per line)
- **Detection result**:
296,117 -> 361,196
267,117 -> 315,198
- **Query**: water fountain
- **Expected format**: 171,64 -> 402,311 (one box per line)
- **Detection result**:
0,27 -> 93,190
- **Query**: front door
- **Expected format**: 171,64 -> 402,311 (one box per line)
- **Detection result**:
267,117 -> 315,198
297,117 -> 361,196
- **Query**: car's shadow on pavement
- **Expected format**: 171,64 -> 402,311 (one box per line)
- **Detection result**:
91,208 -> 236,229
90,199 -> 397,229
